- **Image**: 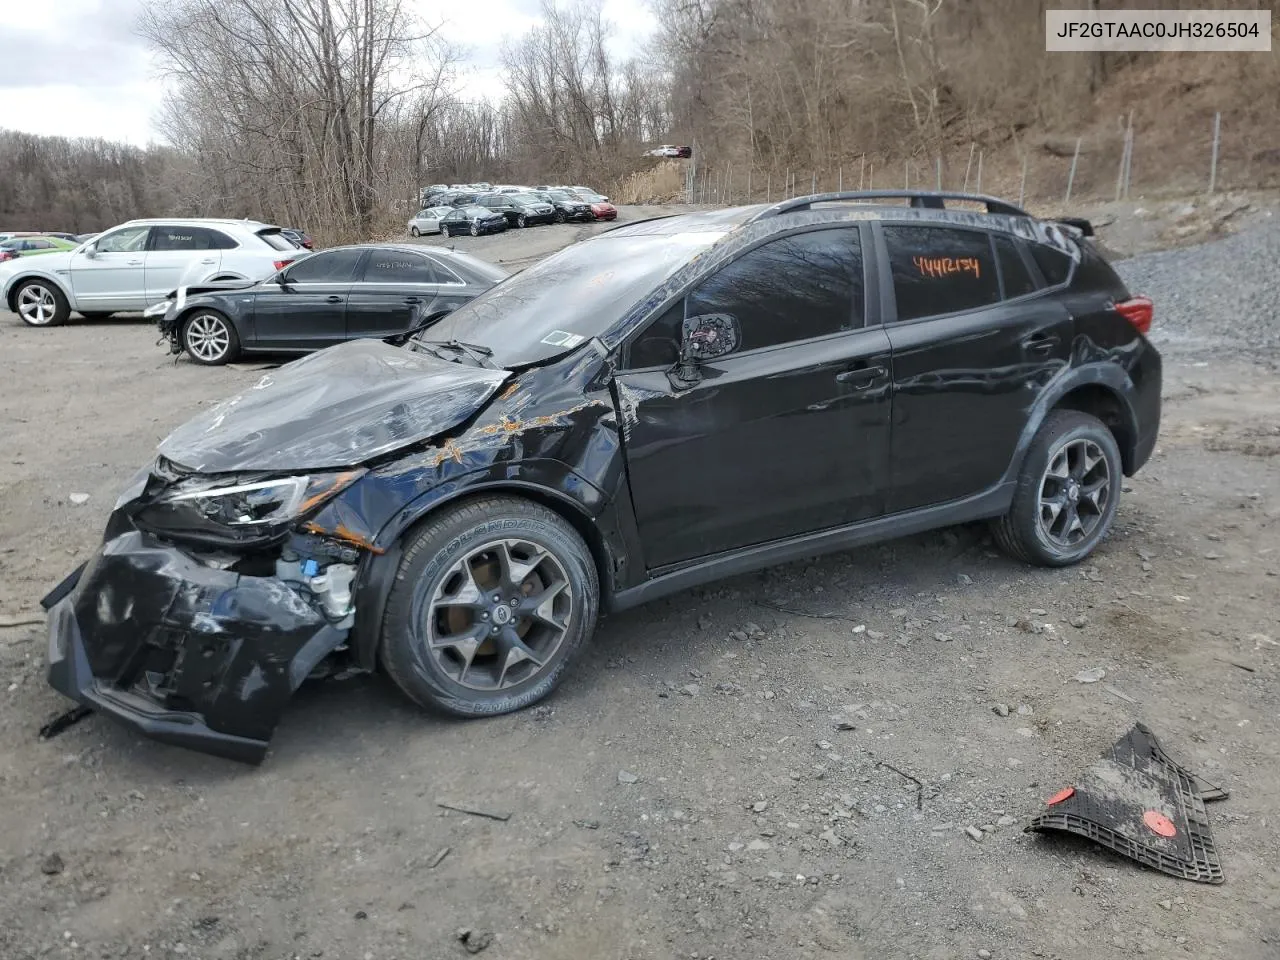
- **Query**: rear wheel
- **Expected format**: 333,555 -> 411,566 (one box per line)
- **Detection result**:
15,280 -> 70,327
380,496 -> 599,717
182,310 -> 240,366
992,410 -> 1122,567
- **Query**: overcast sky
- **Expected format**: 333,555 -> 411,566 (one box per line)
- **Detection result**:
0,0 -> 655,146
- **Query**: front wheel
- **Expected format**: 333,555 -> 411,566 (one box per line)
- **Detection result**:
469,222 -> 479,237
182,310 -> 240,365
380,496 -> 599,717
15,280 -> 70,327
992,410 -> 1122,567
516,214 -> 527,228
410,226 -> 421,237
554,210 -> 567,224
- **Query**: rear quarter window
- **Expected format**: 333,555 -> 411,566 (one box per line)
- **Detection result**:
257,231 -> 295,252
1029,242 -> 1073,286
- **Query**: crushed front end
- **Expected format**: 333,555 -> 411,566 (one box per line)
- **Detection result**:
43,461 -> 367,764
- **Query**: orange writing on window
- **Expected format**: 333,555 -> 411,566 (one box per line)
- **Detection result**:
913,256 -> 982,280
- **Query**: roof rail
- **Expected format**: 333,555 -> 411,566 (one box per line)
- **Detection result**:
749,190 -> 1031,222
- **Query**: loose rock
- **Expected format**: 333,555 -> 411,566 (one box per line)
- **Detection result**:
40,853 -> 64,876
992,703 -> 1011,718
68,493 -> 90,505
964,826 -> 984,843
617,770 -> 639,784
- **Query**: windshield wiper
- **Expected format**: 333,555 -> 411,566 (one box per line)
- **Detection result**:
416,339 -> 498,368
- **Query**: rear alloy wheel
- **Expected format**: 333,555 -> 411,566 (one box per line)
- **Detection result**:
410,226 -> 421,237
182,310 -> 240,365
516,214 -> 527,228
380,496 -> 599,717
15,280 -> 70,327
992,410 -> 1122,566
469,222 -> 479,237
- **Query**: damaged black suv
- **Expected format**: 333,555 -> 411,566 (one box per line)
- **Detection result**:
43,191 -> 1160,763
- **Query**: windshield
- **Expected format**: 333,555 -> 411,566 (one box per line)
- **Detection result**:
548,191 -> 577,202
419,232 -> 718,366
457,206 -> 491,216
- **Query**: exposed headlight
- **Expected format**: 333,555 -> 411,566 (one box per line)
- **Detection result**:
162,471 -> 364,526
136,470 -> 365,542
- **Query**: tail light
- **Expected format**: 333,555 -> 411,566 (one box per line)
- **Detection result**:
273,259 -> 295,271
0,251 -> 15,262
1115,295 -> 1153,335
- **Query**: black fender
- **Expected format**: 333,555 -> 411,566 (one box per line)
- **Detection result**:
346,461 -> 614,671
1001,361 -> 1140,484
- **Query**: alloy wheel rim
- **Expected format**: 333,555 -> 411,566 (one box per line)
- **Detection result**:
186,314 -> 230,361
425,538 -> 573,691
18,285 -> 56,325
517,215 -> 526,227
470,222 -> 479,236
1038,438 -> 1110,548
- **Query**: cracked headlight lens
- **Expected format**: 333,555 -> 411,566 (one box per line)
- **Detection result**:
160,471 -> 365,526
135,470 -> 366,544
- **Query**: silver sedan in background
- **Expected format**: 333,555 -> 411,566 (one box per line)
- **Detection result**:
407,206 -> 454,237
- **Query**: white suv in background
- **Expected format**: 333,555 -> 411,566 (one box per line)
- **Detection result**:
1,219 -> 306,327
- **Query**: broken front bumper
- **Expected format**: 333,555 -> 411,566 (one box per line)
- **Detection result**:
44,531 -> 348,764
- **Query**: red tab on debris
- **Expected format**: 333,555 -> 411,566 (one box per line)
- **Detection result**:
1143,810 -> 1177,837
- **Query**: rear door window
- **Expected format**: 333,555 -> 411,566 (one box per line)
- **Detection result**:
150,226 -> 233,251
362,251 -> 445,284
882,225 -> 1001,322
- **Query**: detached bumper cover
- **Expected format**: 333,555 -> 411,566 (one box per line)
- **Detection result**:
45,531 -> 347,764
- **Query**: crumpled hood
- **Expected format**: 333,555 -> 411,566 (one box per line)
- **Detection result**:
158,340 -> 511,473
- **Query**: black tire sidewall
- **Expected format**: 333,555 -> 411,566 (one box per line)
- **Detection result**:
469,222 -> 479,236
1012,412 -> 1123,566
182,310 -> 239,366
410,227 -> 420,237
381,500 -> 599,717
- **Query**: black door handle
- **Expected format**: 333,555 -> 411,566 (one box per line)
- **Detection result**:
835,364 -> 886,387
325,295 -> 343,303
403,296 -> 424,304
1022,334 -> 1059,356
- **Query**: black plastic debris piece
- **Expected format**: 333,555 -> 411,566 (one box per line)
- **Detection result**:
38,705 -> 93,741
1026,723 -> 1226,884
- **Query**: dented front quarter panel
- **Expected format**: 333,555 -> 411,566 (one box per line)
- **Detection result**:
300,346 -> 639,669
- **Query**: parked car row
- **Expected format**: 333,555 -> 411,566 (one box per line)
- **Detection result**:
408,185 -> 616,237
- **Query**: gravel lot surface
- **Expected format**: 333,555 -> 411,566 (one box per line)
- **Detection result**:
0,205 -> 1277,960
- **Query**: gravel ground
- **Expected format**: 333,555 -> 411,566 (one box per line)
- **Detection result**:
1116,217 -> 1280,358
0,204 -> 1277,960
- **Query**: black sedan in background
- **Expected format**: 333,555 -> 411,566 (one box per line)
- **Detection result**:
440,205 -> 508,237
534,190 -> 594,223
154,244 -> 508,365
476,192 -> 556,227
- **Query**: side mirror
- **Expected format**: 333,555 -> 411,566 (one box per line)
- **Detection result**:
82,243 -> 98,259
276,271 -> 292,286
670,313 -> 740,387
